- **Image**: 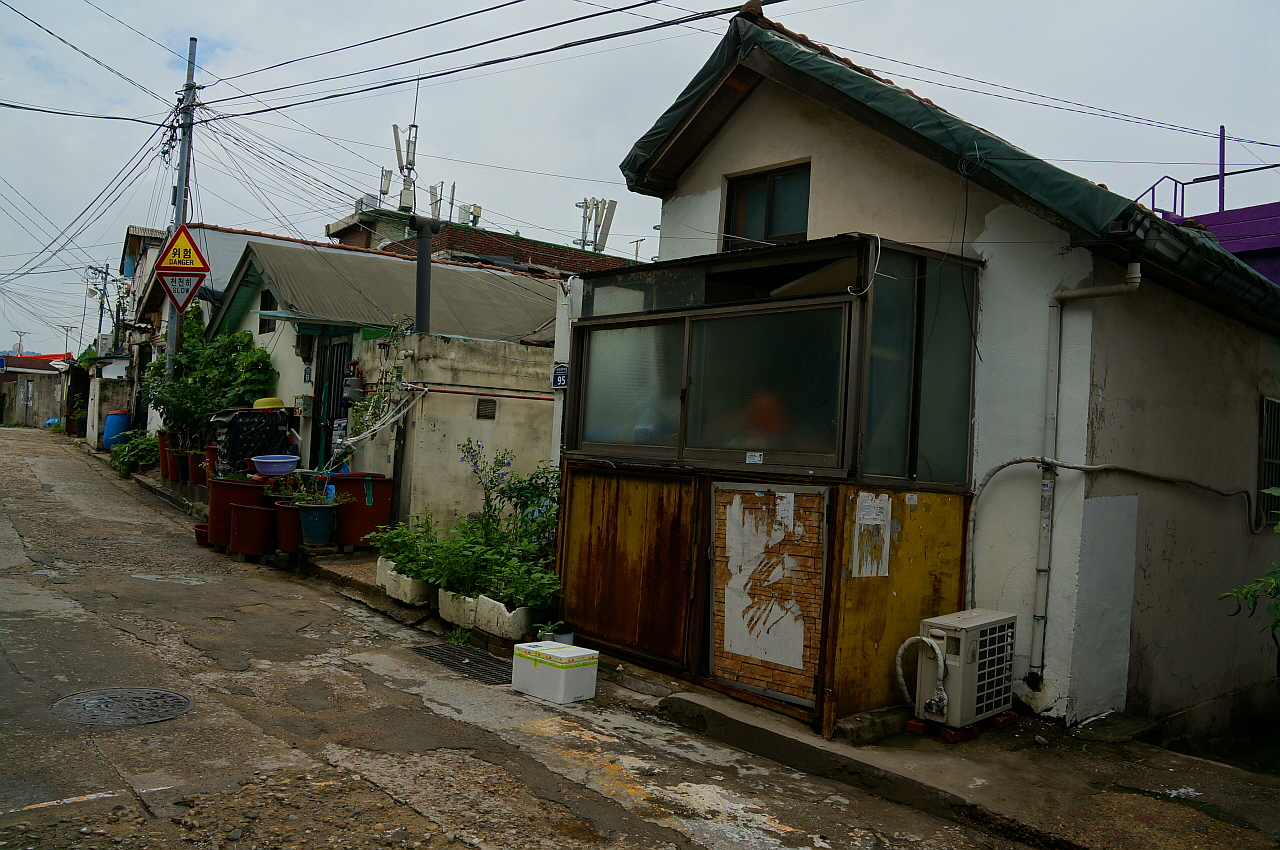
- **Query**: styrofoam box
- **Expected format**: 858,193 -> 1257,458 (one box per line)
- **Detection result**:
512,641 -> 599,704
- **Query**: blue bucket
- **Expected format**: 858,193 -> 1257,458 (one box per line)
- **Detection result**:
296,503 -> 337,547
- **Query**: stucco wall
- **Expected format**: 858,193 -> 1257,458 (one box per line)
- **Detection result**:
87,378 -> 133,448
352,334 -> 555,527
657,78 -> 998,261
1087,278 -> 1280,741
0,373 -> 62,427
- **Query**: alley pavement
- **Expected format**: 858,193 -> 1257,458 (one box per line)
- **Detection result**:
0,429 -> 1029,850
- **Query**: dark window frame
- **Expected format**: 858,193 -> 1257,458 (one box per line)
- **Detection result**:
569,294 -> 857,475
723,162 -> 811,252
258,289 -> 277,335
1260,396 -> 1280,524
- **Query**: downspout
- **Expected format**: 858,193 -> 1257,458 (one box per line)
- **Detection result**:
1025,259 -> 1140,690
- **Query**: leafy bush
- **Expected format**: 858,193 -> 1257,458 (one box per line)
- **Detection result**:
1222,486 -> 1280,659
140,310 -> 277,449
109,430 -> 159,478
368,441 -> 562,610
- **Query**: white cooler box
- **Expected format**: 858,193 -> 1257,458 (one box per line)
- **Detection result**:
512,641 -> 599,704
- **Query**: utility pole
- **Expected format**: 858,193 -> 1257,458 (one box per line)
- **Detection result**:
55,325 -> 76,359
166,37 -> 198,378
13,330 -> 28,356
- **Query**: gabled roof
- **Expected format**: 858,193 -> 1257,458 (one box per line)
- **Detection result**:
209,240 -> 557,343
621,8 -> 1280,335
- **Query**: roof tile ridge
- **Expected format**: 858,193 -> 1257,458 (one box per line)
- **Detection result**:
186,223 -> 412,259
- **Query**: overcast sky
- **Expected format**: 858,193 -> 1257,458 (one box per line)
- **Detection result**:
1,0 -> 1275,354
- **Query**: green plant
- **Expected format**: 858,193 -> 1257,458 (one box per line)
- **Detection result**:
291,489 -> 353,506
366,511 -> 439,576
1221,487 -> 1280,659
533,620 -> 564,637
445,627 -> 471,646
48,422 -> 65,434
108,430 -> 159,478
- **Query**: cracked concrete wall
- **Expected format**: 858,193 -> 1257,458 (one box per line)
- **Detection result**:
1087,273 -> 1280,743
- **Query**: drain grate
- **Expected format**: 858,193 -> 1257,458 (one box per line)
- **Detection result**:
409,644 -> 512,685
50,688 -> 194,726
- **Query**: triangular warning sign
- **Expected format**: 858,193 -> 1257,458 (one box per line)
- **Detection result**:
155,224 -> 211,273
157,271 -> 206,313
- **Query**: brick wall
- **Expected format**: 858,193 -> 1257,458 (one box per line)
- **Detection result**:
712,488 -> 825,705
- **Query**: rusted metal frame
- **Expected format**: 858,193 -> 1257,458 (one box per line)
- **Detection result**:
579,233 -> 866,284
688,472 -> 715,677
819,483 -> 846,738
636,64 -> 765,197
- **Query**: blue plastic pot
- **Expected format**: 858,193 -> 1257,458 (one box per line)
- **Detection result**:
296,502 -> 337,547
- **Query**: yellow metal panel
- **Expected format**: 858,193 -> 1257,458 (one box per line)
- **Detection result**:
831,487 -> 965,716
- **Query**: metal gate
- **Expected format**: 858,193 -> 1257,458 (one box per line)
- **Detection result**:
309,336 -> 352,467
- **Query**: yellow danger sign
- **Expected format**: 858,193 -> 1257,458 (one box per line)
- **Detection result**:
155,225 -> 210,273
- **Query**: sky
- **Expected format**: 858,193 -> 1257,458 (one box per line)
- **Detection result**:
0,0 -> 1276,354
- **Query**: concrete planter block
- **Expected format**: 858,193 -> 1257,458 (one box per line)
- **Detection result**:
376,557 -> 435,607
475,594 -> 537,641
438,591 -> 478,629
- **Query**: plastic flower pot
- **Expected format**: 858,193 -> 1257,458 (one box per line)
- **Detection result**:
193,524 -> 211,547
229,504 -> 275,557
203,445 -> 219,481
187,452 -> 206,486
331,473 -> 393,547
207,478 -> 265,548
175,452 -> 190,485
157,431 -> 172,480
251,454 -> 300,476
296,502 -> 338,547
276,503 -> 302,554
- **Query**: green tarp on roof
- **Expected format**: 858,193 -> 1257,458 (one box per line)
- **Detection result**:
622,16 -> 1133,237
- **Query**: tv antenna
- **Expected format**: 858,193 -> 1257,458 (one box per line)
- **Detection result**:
392,123 -> 418,212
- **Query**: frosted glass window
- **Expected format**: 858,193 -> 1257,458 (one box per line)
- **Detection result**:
915,263 -> 975,484
725,164 -> 810,250
863,251 -> 917,477
582,323 -> 684,446
686,308 -> 843,456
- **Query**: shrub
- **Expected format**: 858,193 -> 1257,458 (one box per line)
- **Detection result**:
109,430 -> 159,478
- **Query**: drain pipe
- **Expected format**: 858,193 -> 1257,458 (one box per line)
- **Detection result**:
1026,259 -> 1141,690
408,215 -> 442,334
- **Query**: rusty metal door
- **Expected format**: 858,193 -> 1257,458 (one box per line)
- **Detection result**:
710,483 -> 828,708
559,465 -> 697,667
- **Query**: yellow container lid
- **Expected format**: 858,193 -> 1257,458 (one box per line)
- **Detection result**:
253,397 -> 287,409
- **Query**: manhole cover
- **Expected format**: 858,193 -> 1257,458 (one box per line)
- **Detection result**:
409,644 -> 512,685
50,688 -> 194,726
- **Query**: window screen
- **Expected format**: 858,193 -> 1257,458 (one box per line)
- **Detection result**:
915,263 -> 975,484
581,323 -> 684,447
864,251 -> 917,477
1261,397 -> 1280,522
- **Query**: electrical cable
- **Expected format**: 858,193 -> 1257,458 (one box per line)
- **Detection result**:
196,1 -> 791,122
204,0 -> 673,106
0,100 -> 167,126
216,0 -> 535,84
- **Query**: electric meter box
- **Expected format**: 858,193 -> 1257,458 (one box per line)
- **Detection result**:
915,609 -> 1016,728
512,641 -> 598,704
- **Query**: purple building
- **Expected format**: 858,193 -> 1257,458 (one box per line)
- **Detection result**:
1168,202 -> 1280,286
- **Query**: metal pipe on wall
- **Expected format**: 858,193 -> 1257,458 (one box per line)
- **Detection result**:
408,215 -> 441,334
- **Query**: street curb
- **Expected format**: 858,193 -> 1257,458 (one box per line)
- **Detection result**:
308,560 -> 437,630
660,692 -> 1085,850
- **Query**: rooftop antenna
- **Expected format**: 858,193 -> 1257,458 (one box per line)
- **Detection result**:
392,122 -> 417,213
574,198 -> 618,252
13,330 -> 28,356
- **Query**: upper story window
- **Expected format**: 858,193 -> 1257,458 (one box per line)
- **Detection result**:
258,289 -> 277,335
724,163 -> 810,251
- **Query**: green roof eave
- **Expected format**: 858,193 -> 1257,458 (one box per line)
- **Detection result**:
621,16 -> 1133,237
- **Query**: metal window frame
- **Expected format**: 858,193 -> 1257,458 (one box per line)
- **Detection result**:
723,162 -> 812,251
1259,396 -> 1280,524
568,293 -> 858,475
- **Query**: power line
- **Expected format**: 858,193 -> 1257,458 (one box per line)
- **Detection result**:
204,0 -> 673,106
0,100 -> 167,126
215,0 -> 535,84
0,0 -> 170,105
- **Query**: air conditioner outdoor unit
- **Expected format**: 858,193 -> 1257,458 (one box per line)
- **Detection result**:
915,609 -> 1016,728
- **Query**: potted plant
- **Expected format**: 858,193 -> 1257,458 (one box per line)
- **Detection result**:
367,512 -> 439,607
533,620 -> 574,645
291,489 -> 352,547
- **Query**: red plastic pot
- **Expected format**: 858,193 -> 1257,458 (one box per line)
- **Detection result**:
207,478 -> 265,547
276,503 -> 302,554
193,523 -> 210,546
188,452 -> 206,486
204,445 -> 219,482
157,431 -> 172,480
229,504 -> 275,557
331,473 -> 393,547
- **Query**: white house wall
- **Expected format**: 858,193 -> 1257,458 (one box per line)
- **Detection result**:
353,335 -> 555,527
230,300 -> 313,459
657,79 -> 998,262
1087,279 -> 1280,745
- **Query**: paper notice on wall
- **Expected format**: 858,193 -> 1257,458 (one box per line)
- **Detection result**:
775,491 -> 795,532
849,492 -> 891,578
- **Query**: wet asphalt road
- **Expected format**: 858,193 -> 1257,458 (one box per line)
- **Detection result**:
0,429 -> 1032,850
